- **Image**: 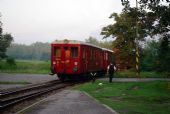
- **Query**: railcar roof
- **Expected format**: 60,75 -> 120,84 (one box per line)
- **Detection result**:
102,48 -> 114,53
52,40 -> 113,53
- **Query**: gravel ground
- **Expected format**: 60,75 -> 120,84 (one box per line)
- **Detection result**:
0,84 -> 26,90
19,90 -> 117,114
0,73 -> 58,90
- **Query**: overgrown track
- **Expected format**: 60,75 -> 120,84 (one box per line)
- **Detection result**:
0,80 -> 73,111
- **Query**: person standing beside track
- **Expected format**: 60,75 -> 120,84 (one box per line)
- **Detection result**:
107,62 -> 116,83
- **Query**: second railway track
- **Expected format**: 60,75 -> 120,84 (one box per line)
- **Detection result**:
0,80 -> 74,113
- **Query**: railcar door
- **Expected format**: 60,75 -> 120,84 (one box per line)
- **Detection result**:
61,47 -> 70,73
82,46 -> 87,73
53,46 -> 61,72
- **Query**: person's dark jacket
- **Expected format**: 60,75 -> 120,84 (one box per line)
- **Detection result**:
109,64 -> 114,74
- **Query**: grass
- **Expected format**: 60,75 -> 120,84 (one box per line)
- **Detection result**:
74,80 -> 170,114
115,70 -> 169,78
0,60 -> 50,74
0,59 -> 169,78
0,81 -> 31,84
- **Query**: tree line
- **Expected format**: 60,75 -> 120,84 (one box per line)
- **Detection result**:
6,37 -> 112,61
6,42 -> 51,61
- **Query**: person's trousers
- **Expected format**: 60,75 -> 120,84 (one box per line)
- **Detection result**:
109,73 -> 114,83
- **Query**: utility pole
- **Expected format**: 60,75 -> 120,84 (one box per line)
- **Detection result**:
135,0 -> 140,77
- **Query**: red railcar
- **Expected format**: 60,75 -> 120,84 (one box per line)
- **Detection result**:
51,40 -> 114,81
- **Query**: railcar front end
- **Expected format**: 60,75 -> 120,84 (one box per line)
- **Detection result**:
51,41 -> 80,81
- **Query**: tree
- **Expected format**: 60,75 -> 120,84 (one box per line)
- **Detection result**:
85,36 -> 113,49
85,36 -> 99,46
101,1 -> 147,69
0,16 -> 2,38
102,0 -> 170,72
141,40 -> 159,71
0,14 -> 14,59
0,33 -> 13,59
157,35 -> 170,72
138,0 -> 170,72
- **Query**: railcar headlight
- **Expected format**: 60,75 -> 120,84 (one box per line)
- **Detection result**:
74,62 -> 78,65
53,61 -> 56,65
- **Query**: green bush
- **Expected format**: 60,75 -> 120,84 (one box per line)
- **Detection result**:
6,57 -> 16,65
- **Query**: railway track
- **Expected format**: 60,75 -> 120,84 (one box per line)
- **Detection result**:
0,80 -> 73,112
0,80 -> 59,98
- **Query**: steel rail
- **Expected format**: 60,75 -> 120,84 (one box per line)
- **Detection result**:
0,80 -> 60,97
0,83 -> 73,110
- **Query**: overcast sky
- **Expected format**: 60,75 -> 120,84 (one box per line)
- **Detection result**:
0,0 -> 136,44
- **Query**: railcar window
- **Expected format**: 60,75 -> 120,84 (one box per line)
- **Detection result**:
83,48 -> 85,59
106,53 -> 108,60
54,47 -> 61,57
71,47 -> 78,57
95,50 -> 97,59
90,49 -> 93,60
64,47 -> 70,58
